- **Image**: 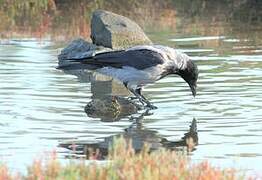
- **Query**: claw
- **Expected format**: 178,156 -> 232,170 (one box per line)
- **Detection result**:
145,104 -> 158,109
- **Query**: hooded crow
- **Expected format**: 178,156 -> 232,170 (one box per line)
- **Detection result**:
58,45 -> 198,109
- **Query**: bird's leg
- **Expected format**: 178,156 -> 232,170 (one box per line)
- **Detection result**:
129,88 -> 146,105
123,82 -> 157,109
140,95 -> 157,110
124,82 -> 138,101
130,88 -> 157,109
128,88 -> 141,100
136,88 -> 157,109
136,88 -> 147,103
136,88 -> 142,95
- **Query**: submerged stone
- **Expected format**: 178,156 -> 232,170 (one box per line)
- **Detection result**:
85,96 -> 140,122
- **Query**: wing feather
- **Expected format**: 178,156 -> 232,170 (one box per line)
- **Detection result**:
78,49 -> 165,70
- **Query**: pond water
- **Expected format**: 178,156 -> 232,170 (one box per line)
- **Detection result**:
1,27 -> 262,173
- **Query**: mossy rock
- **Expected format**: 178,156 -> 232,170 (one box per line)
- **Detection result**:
85,96 -> 140,121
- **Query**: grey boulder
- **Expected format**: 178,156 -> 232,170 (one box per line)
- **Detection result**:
91,10 -> 152,49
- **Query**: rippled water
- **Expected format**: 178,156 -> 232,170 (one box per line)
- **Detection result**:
0,32 -> 262,173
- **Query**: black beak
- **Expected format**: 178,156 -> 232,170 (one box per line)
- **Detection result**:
189,84 -> 196,97
175,64 -> 198,97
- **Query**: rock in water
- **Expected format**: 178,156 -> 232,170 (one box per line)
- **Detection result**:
85,96 -> 140,122
58,38 -> 112,66
91,10 -> 152,49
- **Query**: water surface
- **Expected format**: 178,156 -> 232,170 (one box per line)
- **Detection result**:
0,29 -> 262,173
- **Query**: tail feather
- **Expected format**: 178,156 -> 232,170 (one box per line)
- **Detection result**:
57,51 -> 123,70
57,56 -> 98,70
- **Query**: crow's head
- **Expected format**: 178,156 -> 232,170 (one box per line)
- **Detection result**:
176,59 -> 198,96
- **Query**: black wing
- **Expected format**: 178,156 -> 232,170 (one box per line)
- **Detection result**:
70,49 -> 165,70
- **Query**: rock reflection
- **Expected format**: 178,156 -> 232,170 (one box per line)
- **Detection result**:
59,111 -> 198,159
84,95 -> 140,122
60,62 -> 138,121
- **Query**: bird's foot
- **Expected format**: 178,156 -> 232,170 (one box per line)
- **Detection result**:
145,103 -> 158,110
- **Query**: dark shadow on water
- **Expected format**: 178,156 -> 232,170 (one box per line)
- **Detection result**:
59,110 -> 198,159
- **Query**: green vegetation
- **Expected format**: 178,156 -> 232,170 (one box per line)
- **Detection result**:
1,0 -> 261,40
0,138 -> 251,180
0,0 -> 172,39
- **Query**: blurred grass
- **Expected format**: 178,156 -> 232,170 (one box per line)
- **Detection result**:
0,137 -> 253,180
0,0 -> 174,40
0,0 -> 261,41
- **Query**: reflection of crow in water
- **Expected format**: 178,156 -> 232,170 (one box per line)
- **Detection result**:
59,111 -> 198,159
58,45 -> 198,109
161,118 -> 198,152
